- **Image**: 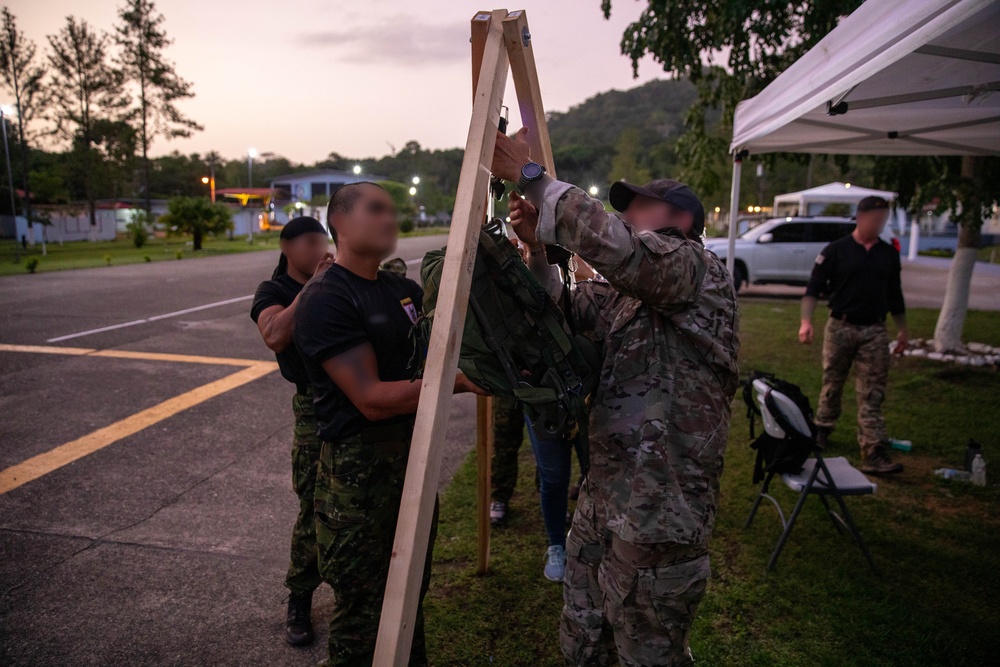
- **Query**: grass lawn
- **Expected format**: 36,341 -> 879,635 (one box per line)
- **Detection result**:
424,301 -> 1000,666
0,227 -> 449,276
977,245 -> 999,263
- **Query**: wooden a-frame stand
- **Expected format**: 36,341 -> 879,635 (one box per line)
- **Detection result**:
373,9 -> 557,665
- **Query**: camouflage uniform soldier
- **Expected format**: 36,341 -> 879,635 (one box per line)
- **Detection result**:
800,196 -> 908,475
494,128 -> 740,666
250,216 -> 333,646
294,183 -> 485,666
490,394 -> 526,523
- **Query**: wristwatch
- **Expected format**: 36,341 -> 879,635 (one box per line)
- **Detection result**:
516,161 -> 546,193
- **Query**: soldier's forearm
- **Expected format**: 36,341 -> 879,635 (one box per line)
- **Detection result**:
800,296 -> 818,323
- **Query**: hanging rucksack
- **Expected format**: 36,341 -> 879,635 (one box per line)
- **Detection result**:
743,370 -> 817,484
413,218 -> 599,439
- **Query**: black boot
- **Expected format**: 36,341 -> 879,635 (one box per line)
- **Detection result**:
815,426 -> 832,450
285,590 -> 315,646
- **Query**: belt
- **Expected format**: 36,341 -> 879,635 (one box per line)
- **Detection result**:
830,311 -> 884,327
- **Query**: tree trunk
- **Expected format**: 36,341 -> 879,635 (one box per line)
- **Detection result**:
933,156 -> 982,353
193,228 -> 203,251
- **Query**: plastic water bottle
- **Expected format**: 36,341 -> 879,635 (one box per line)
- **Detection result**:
935,468 -> 972,482
971,454 -> 986,487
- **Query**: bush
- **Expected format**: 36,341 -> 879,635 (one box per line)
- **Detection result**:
175,250 -> 183,260
104,254 -> 112,266
399,218 -> 415,234
143,254 -> 151,263
25,257 -> 39,273
126,212 -> 152,249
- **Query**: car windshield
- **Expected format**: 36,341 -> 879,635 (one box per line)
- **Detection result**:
739,220 -> 779,241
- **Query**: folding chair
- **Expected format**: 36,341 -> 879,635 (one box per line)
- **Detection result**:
744,377 -> 880,574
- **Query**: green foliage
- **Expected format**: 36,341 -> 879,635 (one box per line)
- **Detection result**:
103,253 -> 112,266
25,257 -> 38,273
608,127 -> 652,185
399,218 -> 415,234
126,210 -> 152,248
143,253 -> 151,262
380,180 -> 418,223
159,195 -> 232,250
819,202 -> 851,216
175,250 -> 182,259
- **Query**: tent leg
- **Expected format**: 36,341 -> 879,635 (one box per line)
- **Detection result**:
726,154 -> 744,277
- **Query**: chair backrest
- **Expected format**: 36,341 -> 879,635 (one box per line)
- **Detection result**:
752,379 -> 813,440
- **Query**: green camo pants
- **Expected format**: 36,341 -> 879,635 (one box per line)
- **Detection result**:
315,421 -> 437,667
286,390 -> 322,595
561,481 -> 709,667
815,317 -> 891,457
491,394 -> 525,504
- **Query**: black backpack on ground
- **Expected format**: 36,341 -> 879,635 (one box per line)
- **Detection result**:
742,370 -> 817,484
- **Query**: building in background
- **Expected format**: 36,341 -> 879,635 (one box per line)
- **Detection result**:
269,169 -> 386,229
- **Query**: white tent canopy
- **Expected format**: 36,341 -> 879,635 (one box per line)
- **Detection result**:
773,182 -> 897,216
725,0 -> 1000,272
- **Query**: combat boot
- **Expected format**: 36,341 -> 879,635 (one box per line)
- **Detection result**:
861,443 -> 904,475
815,426 -> 832,450
285,590 -> 314,646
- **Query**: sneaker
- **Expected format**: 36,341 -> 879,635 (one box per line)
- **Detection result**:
861,444 -> 904,475
815,426 -> 832,450
489,501 -> 507,524
285,590 -> 315,646
544,545 -> 567,582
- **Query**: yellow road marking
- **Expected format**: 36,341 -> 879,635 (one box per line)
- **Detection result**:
90,350 -> 260,366
0,343 -> 97,356
0,343 -> 263,366
0,362 -> 278,495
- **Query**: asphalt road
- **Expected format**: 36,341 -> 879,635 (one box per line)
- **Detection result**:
0,233 -> 475,667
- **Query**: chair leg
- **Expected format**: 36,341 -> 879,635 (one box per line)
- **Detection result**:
815,458 -> 880,575
766,463 -> 822,571
817,494 -> 846,535
745,472 -> 775,529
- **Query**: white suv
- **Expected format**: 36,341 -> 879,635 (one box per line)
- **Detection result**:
704,217 -> 900,289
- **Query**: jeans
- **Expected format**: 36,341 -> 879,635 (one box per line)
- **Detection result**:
525,418 -> 574,549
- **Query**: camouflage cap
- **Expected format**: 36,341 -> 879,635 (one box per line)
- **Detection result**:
609,179 -> 706,237
380,257 -> 408,276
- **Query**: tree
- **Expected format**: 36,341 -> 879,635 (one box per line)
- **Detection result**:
0,7 -> 48,239
47,17 -> 128,229
608,127 -> 652,184
116,0 -> 202,217
875,155 -> 1000,352
601,0 -> 862,186
159,195 -> 232,250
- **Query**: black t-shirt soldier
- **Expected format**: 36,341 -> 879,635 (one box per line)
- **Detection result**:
293,183 -> 486,667
799,196 -> 909,475
250,216 -> 332,647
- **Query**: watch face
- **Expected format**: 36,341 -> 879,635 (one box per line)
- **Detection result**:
521,162 -> 544,180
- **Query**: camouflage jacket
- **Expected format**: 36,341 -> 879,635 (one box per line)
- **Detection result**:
534,179 -> 741,545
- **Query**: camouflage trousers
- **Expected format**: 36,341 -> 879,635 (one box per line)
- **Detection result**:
561,482 -> 709,667
286,390 -> 322,595
491,394 -> 525,505
816,318 -> 891,457
315,420 -> 437,667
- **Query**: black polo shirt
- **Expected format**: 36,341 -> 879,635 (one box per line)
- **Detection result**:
250,274 -> 309,387
294,263 -> 423,442
806,234 -> 905,325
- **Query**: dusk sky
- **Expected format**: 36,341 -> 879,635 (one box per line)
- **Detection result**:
12,0 -> 665,163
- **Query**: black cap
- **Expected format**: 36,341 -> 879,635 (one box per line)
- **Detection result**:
856,196 -> 890,213
609,178 -> 706,237
280,216 -> 325,240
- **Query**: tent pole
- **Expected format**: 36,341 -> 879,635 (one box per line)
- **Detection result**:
726,153 -> 744,276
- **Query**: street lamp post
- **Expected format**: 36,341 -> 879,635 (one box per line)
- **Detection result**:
0,106 -> 19,262
247,148 -> 257,242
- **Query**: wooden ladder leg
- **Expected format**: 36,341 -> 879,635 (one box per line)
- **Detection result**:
372,10 -> 511,666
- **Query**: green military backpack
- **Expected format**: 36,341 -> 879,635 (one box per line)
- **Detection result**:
413,219 -> 599,439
